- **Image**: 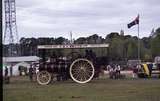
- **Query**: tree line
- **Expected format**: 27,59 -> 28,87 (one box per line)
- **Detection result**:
3,27 -> 160,62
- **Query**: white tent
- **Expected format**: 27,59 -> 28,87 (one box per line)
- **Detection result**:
3,62 -> 31,76
2,56 -> 40,76
3,56 -> 40,63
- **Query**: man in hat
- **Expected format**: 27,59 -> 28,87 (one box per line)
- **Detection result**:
4,66 -> 10,84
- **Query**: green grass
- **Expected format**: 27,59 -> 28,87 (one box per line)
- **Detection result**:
3,76 -> 160,101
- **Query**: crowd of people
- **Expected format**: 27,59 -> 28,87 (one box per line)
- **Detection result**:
3,63 -> 37,84
107,64 -> 121,79
4,65 -> 14,84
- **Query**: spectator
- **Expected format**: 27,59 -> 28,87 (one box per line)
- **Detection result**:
107,64 -> 111,71
116,64 -> 121,79
4,66 -> 10,84
109,67 -> 114,79
113,65 -> 118,79
5,66 -> 8,77
18,66 -> 22,76
29,65 -> 34,81
132,65 -> 138,78
32,66 -> 37,81
10,65 -> 13,77
108,64 -> 117,79
24,67 -> 27,75
112,66 -> 117,79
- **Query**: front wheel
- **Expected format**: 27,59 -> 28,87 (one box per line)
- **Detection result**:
37,71 -> 51,85
70,58 -> 95,83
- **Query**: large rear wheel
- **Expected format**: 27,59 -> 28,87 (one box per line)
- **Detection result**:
37,71 -> 51,85
70,58 -> 95,83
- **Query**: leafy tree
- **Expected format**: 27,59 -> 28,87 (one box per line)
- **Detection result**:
108,37 -> 125,60
74,37 -> 87,44
4,27 -> 160,62
155,27 -> 160,34
151,34 -> 160,57
54,37 -> 66,44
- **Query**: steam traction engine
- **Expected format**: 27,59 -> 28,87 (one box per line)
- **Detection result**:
36,44 -> 109,85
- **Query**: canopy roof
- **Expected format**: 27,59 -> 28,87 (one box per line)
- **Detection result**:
3,56 -> 40,63
37,44 -> 109,49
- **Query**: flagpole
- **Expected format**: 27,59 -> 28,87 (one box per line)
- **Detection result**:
138,17 -> 140,61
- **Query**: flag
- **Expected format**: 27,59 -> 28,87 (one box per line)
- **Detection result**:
127,15 -> 139,28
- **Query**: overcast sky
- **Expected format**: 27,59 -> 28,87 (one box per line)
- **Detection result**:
3,0 -> 160,40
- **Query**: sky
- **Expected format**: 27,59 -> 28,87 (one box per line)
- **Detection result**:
3,0 -> 160,40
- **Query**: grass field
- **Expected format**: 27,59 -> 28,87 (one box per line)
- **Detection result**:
3,76 -> 160,101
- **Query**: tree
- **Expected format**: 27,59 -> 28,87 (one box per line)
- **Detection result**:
106,32 -> 119,39
74,37 -> 87,44
155,27 -> 160,34
54,37 -> 66,45
151,34 -> 160,57
4,27 -> 160,61
108,37 -> 125,60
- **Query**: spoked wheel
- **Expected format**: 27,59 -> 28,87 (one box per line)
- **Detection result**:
37,71 -> 51,85
70,58 -> 95,83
